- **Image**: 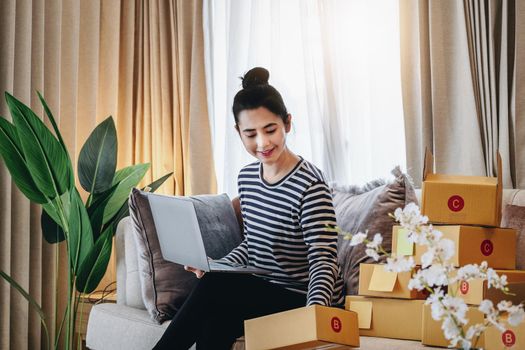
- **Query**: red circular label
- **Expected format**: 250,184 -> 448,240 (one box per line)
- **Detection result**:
331,317 -> 342,333
448,195 -> 465,212
502,330 -> 516,347
460,281 -> 469,294
481,239 -> 494,256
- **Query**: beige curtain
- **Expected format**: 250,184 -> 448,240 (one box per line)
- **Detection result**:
119,0 -> 216,196
400,0 -> 524,188
0,0 -> 215,348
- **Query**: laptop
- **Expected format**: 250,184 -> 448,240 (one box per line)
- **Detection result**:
145,192 -> 271,274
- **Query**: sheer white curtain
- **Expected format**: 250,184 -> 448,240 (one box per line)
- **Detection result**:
204,0 -> 406,198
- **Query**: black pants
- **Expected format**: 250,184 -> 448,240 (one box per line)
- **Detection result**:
152,273 -> 306,350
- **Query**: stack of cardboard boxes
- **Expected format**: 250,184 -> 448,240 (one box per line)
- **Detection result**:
344,249 -> 428,341
347,151 -> 524,349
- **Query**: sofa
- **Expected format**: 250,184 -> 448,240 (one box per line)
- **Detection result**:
86,188 -> 525,350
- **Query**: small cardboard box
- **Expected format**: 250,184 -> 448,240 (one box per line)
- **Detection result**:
450,270 -> 525,305
244,305 -> 360,350
484,316 -> 525,349
392,225 -> 516,269
421,150 -> 503,227
422,303 -> 485,348
345,296 -> 424,341
358,263 -> 426,299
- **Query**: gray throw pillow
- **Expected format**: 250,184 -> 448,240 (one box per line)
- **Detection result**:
129,189 -> 243,323
501,205 -> 525,270
332,167 -> 418,295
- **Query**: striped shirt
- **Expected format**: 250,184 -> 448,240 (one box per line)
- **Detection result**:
222,158 -> 345,307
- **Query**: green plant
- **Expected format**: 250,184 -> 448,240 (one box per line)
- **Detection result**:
0,92 -> 172,349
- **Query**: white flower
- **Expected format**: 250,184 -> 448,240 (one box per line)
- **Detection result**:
436,239 -> 455,262
443,295 -> 468,324
386,255 -> 415,273
508,307 -> 525,327
497,301 -> 525,327
366,233 -> 383,249
487,269 -> 508,290
428,295 -> 445,320
422,264 -> 450,287
442,316 -> 463,345
427,226 -> 443,243
416,225 -> 443,246
455,264 -> 484,283
457,338 -> 472,350
394,202 -> 428,232
365,248 -> 380,261
480,300 -> 505,332
349,232 -> 367,246
479,300 -> 495,315
421,249 -> 435,269
465,324 -> 485,340
408,278 -> 423,290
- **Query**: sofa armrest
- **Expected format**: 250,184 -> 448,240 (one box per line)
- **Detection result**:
115,217 -> 129,305
116,216 -> 146,309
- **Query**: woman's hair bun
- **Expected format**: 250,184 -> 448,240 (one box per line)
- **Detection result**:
241,67 -> 269,89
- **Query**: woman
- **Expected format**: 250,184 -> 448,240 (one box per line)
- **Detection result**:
153,67 -> 344,350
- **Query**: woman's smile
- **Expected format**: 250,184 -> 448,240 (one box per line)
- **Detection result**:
259,148 -> 275,158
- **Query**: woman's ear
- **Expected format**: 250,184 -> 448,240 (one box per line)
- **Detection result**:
285,114 -> 292,133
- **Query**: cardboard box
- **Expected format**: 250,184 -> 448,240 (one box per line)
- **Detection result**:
345,296 -> 424,341
421,150 -> 502,227
450,270 -> 525,305
358,263 -> 426,299
244,305 -> 360,349
422,303 -> 485,348
392,225 -> 516,269
484,316 -> 525,349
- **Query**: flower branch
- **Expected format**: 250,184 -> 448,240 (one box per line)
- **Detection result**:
333,203 -> 525,349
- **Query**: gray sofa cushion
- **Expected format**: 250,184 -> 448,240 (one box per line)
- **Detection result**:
501,204 -> 525,269
129,189 -> 243,323
332,167 -> 417,295
86,303 -> 170,350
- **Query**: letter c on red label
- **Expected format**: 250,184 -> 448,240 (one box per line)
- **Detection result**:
481,239 -> 494,256
448,195 -> 465,212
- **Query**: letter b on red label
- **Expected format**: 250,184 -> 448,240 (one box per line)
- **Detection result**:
331,317 -> 342,333
502,330 -> 516,347
460,281 -> 469,294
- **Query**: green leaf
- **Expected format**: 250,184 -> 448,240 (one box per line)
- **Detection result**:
0,117 -> 48,203
87,183 -> 119,241
68,189 -> 94,273
37,91 -> 75,188
75,229 -> 113,294
5,92 -> 71,198
78,117 -> 117,194
101,163 -> 149,225
0,271 -> 50,350
143,172 -> 173,192
101,200 -> 129,239
1,270 -> 46,320
41,191 -> 70,244
100,171 -> 173,239
41,207 -> 66,244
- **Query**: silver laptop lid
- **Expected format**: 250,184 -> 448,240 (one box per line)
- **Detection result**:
145,193 -> 210,272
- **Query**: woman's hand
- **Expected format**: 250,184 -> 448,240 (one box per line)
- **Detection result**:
184,265 -> 205,279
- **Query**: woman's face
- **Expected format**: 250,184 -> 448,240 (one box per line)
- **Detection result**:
236,106 -> 291,165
